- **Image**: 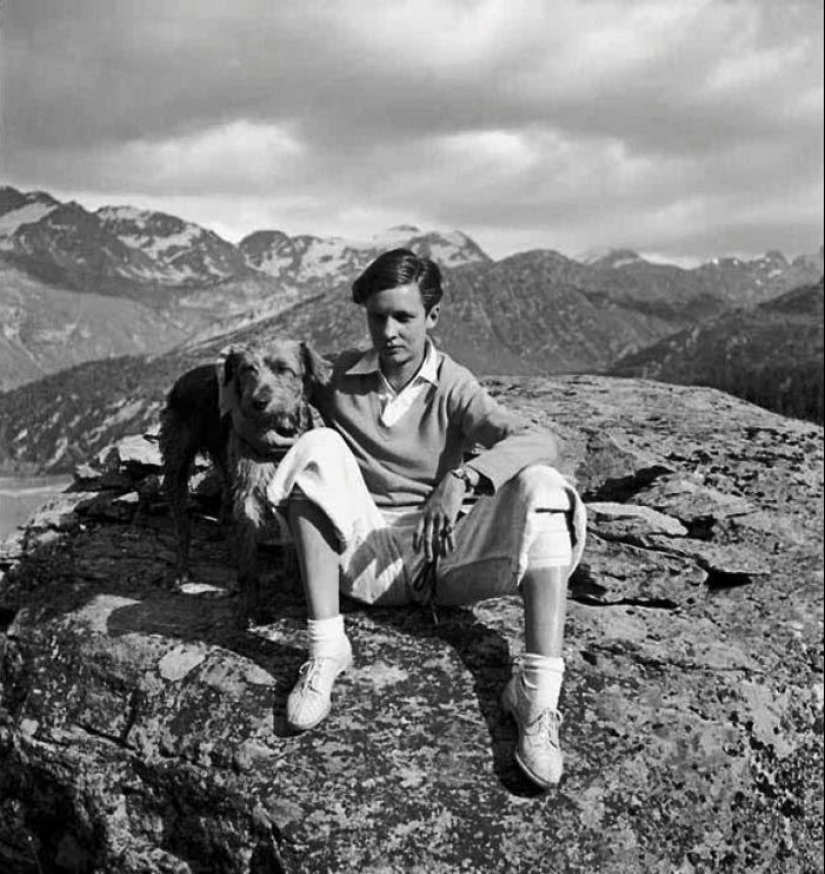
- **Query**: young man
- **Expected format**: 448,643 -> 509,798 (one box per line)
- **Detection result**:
266,248 -> 585,788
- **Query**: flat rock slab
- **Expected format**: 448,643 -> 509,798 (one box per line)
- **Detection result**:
1,376 -> 822,874
586,501 -> 690,538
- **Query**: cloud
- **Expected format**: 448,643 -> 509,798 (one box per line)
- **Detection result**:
1,0 -> 822,260
36,121 -> 306,195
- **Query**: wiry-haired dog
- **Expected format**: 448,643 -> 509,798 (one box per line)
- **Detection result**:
159,339 -> 331,625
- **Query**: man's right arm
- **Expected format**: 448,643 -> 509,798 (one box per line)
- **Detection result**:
453,375 -> 560,493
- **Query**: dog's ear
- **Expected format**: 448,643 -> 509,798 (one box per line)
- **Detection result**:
218,349 -> 243,417
300,342 -> 332,399
222,348 -> 243,385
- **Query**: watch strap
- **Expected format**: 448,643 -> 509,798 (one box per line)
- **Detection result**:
448,465 -> 477,490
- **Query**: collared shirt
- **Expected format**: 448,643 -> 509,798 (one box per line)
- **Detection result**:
344,341 -> 439,427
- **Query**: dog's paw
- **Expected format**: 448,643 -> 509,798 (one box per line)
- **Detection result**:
233,580 -> 269,629
169,570 -> 190,591
231,605 -> 254,631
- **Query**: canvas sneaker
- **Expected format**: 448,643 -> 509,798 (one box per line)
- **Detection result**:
501,673 -> 564,788
286,640 -> 353,732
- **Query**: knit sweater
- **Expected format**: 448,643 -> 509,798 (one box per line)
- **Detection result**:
314,346 -> 560,509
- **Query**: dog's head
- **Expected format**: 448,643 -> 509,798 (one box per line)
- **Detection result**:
219,340 -> 331,449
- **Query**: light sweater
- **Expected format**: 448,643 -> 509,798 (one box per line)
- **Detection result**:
314,344 -> 560,509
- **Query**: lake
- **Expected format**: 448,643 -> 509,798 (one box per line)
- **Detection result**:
0,476 -> 74,541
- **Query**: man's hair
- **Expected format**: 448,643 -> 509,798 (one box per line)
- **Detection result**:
351,248 -> 443,313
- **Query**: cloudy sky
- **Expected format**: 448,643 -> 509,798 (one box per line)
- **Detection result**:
2,0 -> 822,263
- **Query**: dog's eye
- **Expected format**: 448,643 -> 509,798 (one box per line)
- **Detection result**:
270,361 -> 297,377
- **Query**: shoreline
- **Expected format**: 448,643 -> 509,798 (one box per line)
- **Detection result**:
0,474 -> 73,493
0,475 -> 74,540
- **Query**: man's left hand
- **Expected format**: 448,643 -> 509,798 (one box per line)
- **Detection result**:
413,474 -> 466,562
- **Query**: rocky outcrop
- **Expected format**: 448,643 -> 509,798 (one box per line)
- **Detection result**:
0,376 -> 822,874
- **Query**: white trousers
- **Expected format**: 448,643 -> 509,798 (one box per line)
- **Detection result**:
266,428 -> 586,607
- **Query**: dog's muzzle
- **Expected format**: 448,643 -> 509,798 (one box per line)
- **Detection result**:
272,411 -> 300,438
256,404 -> 312,448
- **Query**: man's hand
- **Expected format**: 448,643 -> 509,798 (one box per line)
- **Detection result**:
413,473 -> 467,562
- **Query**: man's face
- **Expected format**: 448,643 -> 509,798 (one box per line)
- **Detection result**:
365,283 -> 440,377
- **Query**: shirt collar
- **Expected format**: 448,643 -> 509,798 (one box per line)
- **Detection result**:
345,340 -> 439,386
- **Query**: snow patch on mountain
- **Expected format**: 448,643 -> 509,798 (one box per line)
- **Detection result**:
92,205 -> 249,285
577,248 -> 646,269
100,208 -> 209,257
45,437 -> 70,468
0,202 -> 59,240
96,205 -> 148,226
296,238 -> 360,280
611,255 -> 644,269
240,226 -> 488,288
253,251 -> 294,274
101,213 -> 204,259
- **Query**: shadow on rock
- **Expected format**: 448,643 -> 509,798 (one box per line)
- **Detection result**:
358,600 -> 548,798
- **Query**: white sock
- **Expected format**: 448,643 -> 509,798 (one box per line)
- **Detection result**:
519,653 -> 565,710
307,614 -> 349,659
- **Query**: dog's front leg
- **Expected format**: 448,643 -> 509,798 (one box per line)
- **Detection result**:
233,515 -> 265,627
212,440 -> 235,558
163,462 -> 193,585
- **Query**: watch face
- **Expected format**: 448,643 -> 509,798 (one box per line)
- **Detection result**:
450,466 -> 471,487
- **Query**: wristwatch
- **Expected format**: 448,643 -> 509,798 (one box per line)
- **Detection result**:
448,465 -> 478,491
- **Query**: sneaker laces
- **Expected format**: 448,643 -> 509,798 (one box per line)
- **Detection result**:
525,707 -> 563,746
295,656 -> 333,692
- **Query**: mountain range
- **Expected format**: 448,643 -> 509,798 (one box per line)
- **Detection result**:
0,184 -> 822,471
0,186 -> 488,391
612,277 -> 824,423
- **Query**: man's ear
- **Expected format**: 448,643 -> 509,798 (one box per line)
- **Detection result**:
300,342 -> 332,396
425,303 -> 441,330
